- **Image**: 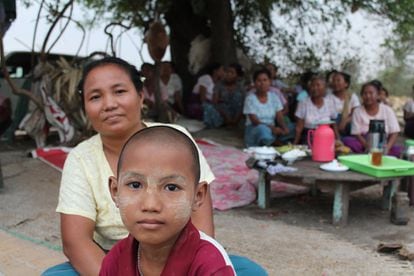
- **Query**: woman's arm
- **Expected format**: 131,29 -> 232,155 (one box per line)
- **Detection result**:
191,186 -> 214,237
212,88 -> 220,105
338,115 -> 351,132
281,104 -> 289,116
355,134 -> 368,150
385,132 -> 399,154
199,85 -> 209,103
61,214 -> 106,276
404,110 -> 414,120
339,107 -> 357,132
174,90 -> 184,114
247,114 -> 262,126
332,124 -> 340,140
293,118 -> 304,144
275,110 -> 289,135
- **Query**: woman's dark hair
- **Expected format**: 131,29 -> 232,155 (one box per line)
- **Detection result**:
360,80 -> 381,96
335,71 -> 351,88
199,62 -> 222,76
228,63 -> 244,77
141,62 -> 155,71
77,57 -> 143,108
253,68 -> 271,82
325,70 -> 338,82
370,79 -> 383,90
300,71 -> 316,89
161,61 -> 177,72
265,63 -> 278,72
309,74 -> 326,85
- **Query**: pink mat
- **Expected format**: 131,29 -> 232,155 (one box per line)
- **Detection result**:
196,139 -> 309,210
32,141 -> 308,211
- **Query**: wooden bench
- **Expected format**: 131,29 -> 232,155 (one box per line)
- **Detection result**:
254,159 -> 402,226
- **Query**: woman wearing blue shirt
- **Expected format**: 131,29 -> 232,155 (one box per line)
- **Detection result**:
243,68 -> 289,147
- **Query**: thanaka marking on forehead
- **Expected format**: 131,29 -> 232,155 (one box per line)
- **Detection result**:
118,171 -> 188,187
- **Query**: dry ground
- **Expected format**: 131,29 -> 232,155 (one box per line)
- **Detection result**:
1,128 -> 414,275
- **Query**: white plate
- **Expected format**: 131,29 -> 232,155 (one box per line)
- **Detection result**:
320,162 -> 349,172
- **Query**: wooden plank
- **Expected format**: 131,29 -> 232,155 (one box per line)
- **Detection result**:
333,183 -> 350,226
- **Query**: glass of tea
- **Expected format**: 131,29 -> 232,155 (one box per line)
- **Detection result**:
370,148 -> 383,166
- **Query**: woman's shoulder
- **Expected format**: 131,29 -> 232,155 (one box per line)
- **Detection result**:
268,91 -> 281,103
69,134 -> 102,157
145,122 -> 190,136
379,103 -> 397,114
198,74 -> 213,83
245,92 -> 257,100
405,98 -> 414,105
350,92 -> 359,98
300,96 -> 313,106
352,104 -> 364,114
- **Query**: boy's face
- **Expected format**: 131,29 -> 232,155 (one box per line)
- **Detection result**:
109,139 -> 206,247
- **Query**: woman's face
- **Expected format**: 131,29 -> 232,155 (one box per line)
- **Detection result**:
213,66 -> 225,81
83,64 -> 143,138
309,79 -> 326,98
378,89 -> 387,102
361,84 -> 379,107
160,63 -> 172,77
332,73 -> 348,93
254,73 -> 271,93
265,64 -> 277,79
224,67 -> 237,83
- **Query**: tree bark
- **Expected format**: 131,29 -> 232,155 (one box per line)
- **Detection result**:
165,0 -> 209,103
165,0 -> 237,105
206,0 -> 237,65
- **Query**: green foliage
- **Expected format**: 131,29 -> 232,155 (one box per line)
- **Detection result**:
376,49 -> 414,96
25,0 -> 414,76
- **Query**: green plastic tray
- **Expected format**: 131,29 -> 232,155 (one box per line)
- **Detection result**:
338,154 -> 414,178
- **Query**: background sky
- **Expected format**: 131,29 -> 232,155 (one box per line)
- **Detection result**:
3,2 -> 164,69
3,1 -> 390,81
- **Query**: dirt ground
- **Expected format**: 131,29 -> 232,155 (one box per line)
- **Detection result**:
1,129 -> 414,275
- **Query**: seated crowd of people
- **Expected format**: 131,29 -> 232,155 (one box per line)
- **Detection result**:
140,61 -> 414,158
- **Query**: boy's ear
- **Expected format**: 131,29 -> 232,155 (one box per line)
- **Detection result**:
192,181 -> 208,212
108,176 -> 119,208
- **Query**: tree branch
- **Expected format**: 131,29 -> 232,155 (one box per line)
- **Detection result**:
46,3 -> 74,54
104,22 -> 131,56
40,0 -> 75,62
0,34 -> 44,108
31,0 -> 45,70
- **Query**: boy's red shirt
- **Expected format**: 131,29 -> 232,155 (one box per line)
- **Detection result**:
99,221 -> 235,276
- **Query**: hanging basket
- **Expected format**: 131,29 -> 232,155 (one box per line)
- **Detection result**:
145,21 -> 169,62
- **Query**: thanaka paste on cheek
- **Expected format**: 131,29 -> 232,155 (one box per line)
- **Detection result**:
117,194 -> 139,224
166,192 -> 193,221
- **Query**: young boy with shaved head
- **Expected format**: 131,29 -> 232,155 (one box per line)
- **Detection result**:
100,126 -> 235,275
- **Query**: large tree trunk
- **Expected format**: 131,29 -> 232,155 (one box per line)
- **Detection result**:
206,0 -> 237,65
165,0 -> 238,106
165,0 -> 209,103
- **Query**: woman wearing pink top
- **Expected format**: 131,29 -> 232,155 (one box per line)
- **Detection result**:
293,75 -> 339,145
342,81 -> 403,157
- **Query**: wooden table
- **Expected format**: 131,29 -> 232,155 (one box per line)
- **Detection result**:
255,158 -> 402,226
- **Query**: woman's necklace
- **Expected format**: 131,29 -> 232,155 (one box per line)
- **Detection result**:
137,245 -> 144,276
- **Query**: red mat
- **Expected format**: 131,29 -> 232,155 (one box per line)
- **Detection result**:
31,147 -> 71,172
